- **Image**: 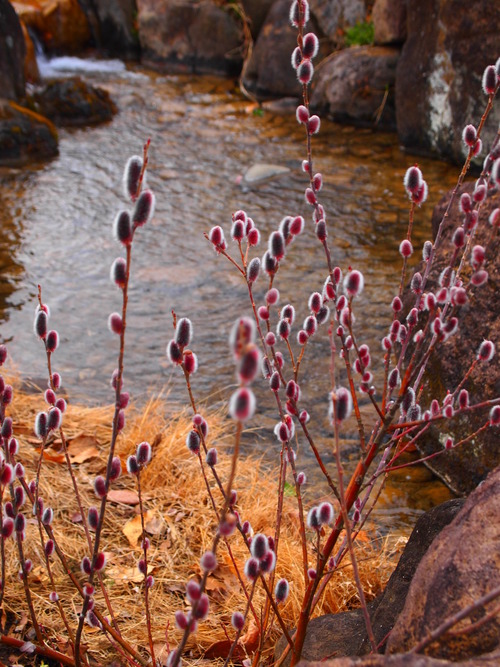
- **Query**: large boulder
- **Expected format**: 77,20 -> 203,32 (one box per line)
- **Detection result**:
362,500 -> 465,653
310,45 -> 399,130
137,0 -> 244,76
0,100 -> 58,166
0,0 -> 26,99
12,0 -> 91,54
28,77 -> 117,126
395,0 -> 500,164
414,182 -> 500,495
372,0 -> 407,45
387,466 -> 500,659
86,0 -> 139,58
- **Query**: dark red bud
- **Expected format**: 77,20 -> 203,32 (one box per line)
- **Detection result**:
302,32 -> 319,59
175,317 -> 192,347
482,65 -> 497,94
247,257 -> 260,283
114,210 -> 133,245
109,456 -> 122,481
269,231 -> 285,262
124,156 -> 142,201
111,257 -> 127,288
34,310 -> 48,339
229,388 -> 256,422
132,189 -> 155,228
88,507 -> 99,530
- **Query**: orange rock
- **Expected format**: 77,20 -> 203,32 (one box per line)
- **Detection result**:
12,0 -> 91,54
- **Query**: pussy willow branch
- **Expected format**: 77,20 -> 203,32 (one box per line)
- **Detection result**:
75,139 -> 152,665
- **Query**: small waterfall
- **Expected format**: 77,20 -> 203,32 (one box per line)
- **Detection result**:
28,27 -> 126,79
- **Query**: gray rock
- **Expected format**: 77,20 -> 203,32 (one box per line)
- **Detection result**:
243,163 -> 290,185
92,0 -> 139,58
137,0 -> 244,76
395,0 -> 500,164
28,77 -> 117,127
309,0 -> 366,44
311,45 -> 400,130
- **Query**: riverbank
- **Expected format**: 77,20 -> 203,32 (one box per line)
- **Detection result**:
1,375 -> 399,664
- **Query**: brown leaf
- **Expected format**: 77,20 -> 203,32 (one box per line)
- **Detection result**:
106,563 -> 153,584
204,639 -> 246,661
240,618 -> 260,652
107,489 -> 140,505
122,510 -> 155,547
40,449 -> 65,464
144,512 -> 166,536
68,434 -> 100,463
14,613 -> 28,633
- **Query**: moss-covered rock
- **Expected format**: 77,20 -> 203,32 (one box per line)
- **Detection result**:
28,77 -> 117,126
0,100 -> 58,166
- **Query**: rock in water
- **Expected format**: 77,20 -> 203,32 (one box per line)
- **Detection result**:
242,163 -> 290,186
28,77 -> 117,127
0,100 -> 58,166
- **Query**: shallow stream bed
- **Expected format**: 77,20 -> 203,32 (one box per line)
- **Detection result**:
0,59 -> 460,532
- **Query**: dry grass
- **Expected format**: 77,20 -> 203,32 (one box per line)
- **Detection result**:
1,377 -> 403,665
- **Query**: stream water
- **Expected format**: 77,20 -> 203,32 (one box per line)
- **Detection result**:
0,59 -> 459,531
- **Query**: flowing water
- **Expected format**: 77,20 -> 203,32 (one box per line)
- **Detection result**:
0,59 -> 459,531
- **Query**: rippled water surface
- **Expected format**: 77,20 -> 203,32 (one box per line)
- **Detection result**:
0,61 -> 459,529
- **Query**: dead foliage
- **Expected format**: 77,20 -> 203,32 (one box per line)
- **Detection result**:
0,375 -> 403,665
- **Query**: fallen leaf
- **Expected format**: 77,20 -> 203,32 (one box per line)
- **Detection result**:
14,613 -> 28,633
204,639 -> 246,661
68,434 -> 100,463
145,512 -> 166,536
122,510 -> 154,547
239,618 -> 260,652
107,489 -> 140,505
41,449 -> 65,464
106,563 -> 153,583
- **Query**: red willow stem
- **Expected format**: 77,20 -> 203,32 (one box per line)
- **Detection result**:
75,138 -> 152,665
332,402 -> 377,652
36,287 -> 121,637
137,472 -> 156,664
0,635 -> 76,666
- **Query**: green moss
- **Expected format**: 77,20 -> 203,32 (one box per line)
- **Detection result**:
345,21 -> 374,47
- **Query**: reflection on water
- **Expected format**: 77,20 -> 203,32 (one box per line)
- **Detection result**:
0,61 -> 458,530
